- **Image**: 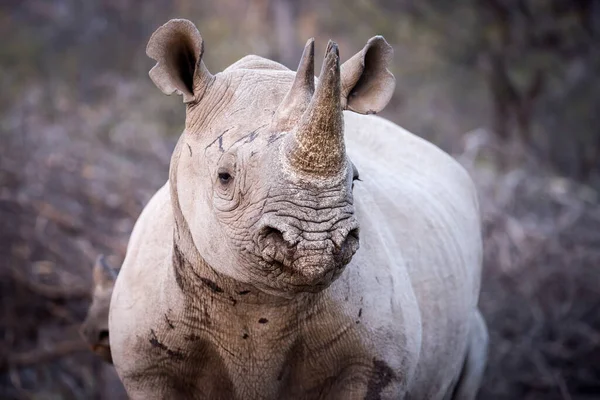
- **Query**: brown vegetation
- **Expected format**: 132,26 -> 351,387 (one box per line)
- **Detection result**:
460,130 -> 600,399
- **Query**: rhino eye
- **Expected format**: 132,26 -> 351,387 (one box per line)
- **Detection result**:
218,171 -> 232,184
351,163 -> 360,181
351,164 -> 360,189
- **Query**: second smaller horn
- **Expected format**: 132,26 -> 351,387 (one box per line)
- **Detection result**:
273,39 -> 315,133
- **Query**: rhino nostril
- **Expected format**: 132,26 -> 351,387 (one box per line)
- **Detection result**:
332,227 -> 360,249
259,223 -> 298,247
262,226 -> 284,242
263,226 -> 281,237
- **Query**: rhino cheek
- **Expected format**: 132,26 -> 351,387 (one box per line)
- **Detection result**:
177,184 -> 239,280
190,211 -> 250,282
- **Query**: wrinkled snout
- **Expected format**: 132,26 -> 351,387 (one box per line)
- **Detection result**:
254,214 -> 360,288
79,321 -> 113,363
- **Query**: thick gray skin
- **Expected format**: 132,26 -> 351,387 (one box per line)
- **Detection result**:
109,19 -> 488,400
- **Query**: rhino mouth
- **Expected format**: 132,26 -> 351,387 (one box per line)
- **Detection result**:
91,343 -> 113,364
251,227 -> 359,291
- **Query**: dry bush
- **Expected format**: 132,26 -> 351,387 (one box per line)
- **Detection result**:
0,77 -> 173,399
458,130 -> 600,400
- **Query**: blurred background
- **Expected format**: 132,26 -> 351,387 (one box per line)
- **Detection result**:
0,1 -> 599,399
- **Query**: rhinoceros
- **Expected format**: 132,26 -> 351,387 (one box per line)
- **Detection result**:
109,18 -> 488,400
80,255 -> 118,364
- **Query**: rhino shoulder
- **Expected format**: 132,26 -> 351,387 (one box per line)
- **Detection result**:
344,112 -> 479,212
125,182 -> 173,254
112,181 -> 174,314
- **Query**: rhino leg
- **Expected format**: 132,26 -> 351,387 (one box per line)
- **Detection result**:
447,310 -> 488,400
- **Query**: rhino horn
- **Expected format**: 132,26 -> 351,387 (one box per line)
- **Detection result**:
273,38 -> 315,132
286,41 -> 345,178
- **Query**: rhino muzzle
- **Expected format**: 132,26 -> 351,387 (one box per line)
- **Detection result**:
254,215 -> 359,288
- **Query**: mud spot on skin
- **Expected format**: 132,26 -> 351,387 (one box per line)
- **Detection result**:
172,243 -> 191,292
149,329 -> 167,350
365,359 -> 395,400
205,128 -> 231,152
245,129 -> 259,143
200,277 -> 223,293
267,133 -> 285,144
149,329 -> 185,361
242,333 -> 249,339
130,336 -> 235,397
277,341 -> 305,393
174,266 -> 185,290
166,348 -> 185,361
258,318 -> 269,324
185,333 -> 201,341
277,366 -> 286,381
358,308 -> 363,318
165,314 -> 175,329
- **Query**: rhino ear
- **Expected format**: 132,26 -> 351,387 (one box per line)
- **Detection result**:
340,36 -> 395,115
146,19 -> 213,103
92,255 -> 117,289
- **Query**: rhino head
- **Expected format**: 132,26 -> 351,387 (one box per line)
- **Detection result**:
80,255 -> 118,363
148,19 -> 395,296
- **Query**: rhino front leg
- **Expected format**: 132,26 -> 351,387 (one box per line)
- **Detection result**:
317,362 -> 403,400
119,372 -> 234,400
447,310 -> 489,400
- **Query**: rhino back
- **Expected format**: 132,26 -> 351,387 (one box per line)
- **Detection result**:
343,111 -> 482,398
